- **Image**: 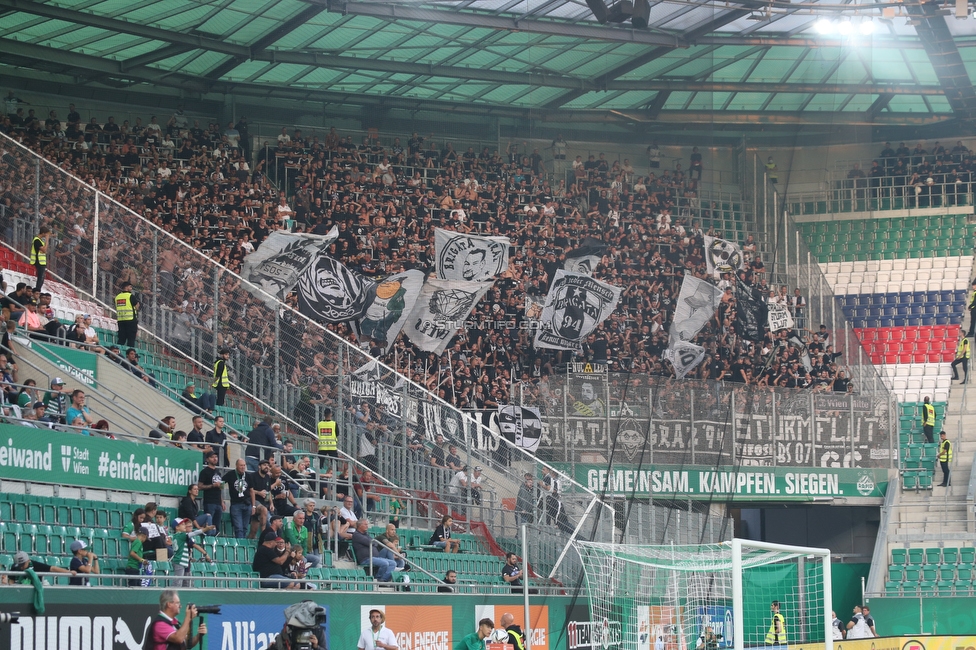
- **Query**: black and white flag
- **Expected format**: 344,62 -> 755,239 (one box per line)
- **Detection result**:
497,405 -> 543,453
241,227 -> 338,305
669,275 -> 723,342
664,340 -> 707,379
435,229 -> 509,282
703,235 -> 744,277
297,255 -> 376,323
403,277 -> 494,354
563,237 -> 608,275
358,269 -> 425,355
734,283 -> 768,342
767,302 -> 795,332
534,270 -> 621,351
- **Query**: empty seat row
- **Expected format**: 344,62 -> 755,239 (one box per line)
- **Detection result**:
857,325 -> 959,341
826,268 -> 970,286
823,255 -> 975,274
835,281 -> 967,296
841,290 -> 967,305
801,214 -> 971,235
892,547 -> 976,566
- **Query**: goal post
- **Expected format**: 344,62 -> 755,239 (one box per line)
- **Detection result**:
573,539 -> 832,650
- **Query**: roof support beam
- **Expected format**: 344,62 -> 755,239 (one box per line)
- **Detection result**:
905,0 -> 976,120
312,0 -> 685,47
865,93 -> 894,120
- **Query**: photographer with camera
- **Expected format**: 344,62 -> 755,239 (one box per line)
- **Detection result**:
695,626 -> 721,650
149,590 -> 209,649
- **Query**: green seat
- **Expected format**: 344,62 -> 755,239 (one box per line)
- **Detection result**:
889,566 -> 904,582
938,566 -> 955,581
962,548 -> 976,564
919,581 -> 936,596
885,581 -> 902,595
902,471 -> 918,490
904,566 -> 920,582
925,548 -> 942,564
918,472 -> 933,489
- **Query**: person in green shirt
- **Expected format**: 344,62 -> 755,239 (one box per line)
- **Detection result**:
456,618 -> 494,650
282,511 -> 322,567
171,517 -> 211,588
125,527 -> 150,587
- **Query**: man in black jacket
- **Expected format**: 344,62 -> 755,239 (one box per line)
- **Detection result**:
245,415 -> 281,472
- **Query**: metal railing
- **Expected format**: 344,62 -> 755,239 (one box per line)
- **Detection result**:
787,178 -> 972,216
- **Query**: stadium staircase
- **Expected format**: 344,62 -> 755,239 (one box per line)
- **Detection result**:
795,205 -> 976,597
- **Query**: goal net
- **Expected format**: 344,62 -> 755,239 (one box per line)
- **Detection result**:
573,539 -> 831,650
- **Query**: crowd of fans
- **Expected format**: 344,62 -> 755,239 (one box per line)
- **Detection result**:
0,100 -> 858,424
842,140 -> 976,208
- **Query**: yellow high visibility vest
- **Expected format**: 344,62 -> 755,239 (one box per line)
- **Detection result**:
317,420 -> 337,451
212,360 -> 229,388
939,439 -> 953,462
30,236 -> 46,266
922,403 -> 935,427
115,292 -> 135,321
958,338 -> 970,359
766,613 -> 785,644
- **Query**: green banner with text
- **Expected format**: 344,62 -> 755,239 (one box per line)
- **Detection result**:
31,340 -> 98,388
559,464 -> 888,501
0,423 -> 200,496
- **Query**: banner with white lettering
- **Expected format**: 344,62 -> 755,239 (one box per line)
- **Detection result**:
534,270 -> 621,351
565,465 -> 888,501
497,405 -> 544,453
768,302 -> 795,332
241,227 -> 338,305
435,229 -> 509,282
664,340 -> 706,379
403,277 -> 494,354
703,235 -> 744,277
358,269 -> 425,354
669,275 -> 723,342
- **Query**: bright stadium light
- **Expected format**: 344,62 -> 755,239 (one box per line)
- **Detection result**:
837,19 -> 853,35
815,18 -> 833,34
858,19 -> 875,35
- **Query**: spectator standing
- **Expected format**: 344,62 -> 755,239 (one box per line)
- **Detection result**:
515,473 -> 538,525
766,600 -> 785,645
198,451 -> 225,534
68,539 -> 99,586
115,280 -> 139,348
122,508 -> 147,542
245,415 -> 281,471
212,347 -> 231,407
968,280 -> 976,338
766,157 -> 778,183
125,526 -> 151,586
170,517 -> 210,587
846,605 -> 870,639
29,226 -> 50,292
502,552 -> 523,593
358,609 -> 399,650
205,415 -> 233,467
457,619 -> 495,650
224,458 -> 253,539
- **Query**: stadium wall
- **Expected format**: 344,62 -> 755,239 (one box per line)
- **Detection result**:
0,587 -> 574,650
866,598 -> 976,636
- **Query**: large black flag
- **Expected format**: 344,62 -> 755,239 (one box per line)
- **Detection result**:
734,283 -> 768,342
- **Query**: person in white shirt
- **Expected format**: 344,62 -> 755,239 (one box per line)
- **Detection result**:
846,605 -> 870,639
338,495 -> 358,527
831,611 -> 845,640
277,127 -> 291,146
358,609 -> 399,650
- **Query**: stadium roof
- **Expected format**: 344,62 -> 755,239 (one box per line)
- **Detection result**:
2,0 -> 976,139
